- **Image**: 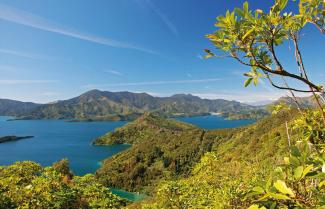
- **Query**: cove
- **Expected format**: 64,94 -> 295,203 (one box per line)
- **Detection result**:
0,116 -> 129,175
176,115 -> 255,129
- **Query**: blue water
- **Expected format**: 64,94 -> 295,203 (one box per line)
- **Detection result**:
0,115 -> 254,175
0,116 -> 129,175
176,115 -> 254,129
109,188 -> 148,202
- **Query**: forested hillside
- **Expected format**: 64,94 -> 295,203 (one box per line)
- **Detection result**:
94,113 -> 214,192
93,111 -> 297,196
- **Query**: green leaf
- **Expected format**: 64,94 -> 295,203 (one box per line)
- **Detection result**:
243,28 -> 255,40
244,78 -> 253,87
269,192 -> 291,200
294,166 -> 304,180
290,146 -> 301,157
274,180 -> 295,197
248,205 -> 259,209
234,7 -> 244,17
252,186 -> 265,194
243,1 -> 249,14
302,165 -> 313,178
277,0 -> 288,11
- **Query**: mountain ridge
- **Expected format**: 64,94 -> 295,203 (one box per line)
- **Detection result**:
1,89 -> 268,121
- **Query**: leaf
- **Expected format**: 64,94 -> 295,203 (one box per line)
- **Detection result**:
256,9 -> 263,14
248,205 -> 259,209
294,166 -> 304,180
244,78 -> 253,87
252,186 -> 265,194
243,1 -> 249,14
277,0 -> 288,11
302,165 -> 314,178
234,7 -> 244,17
290,146 -> 301,157
269,192 -> 291,200
319,180 -> 325,188
257,193 -> 270,201
243,28 -> 255,40
274,180 -> 295,197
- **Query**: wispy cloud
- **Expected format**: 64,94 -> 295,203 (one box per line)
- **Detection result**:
0,80 -> 58,85
0,3 -> 156,54
0,65 -> 21,73
186,73 -> 192,78
104,70 -> 123,76
0,48 -> 52,60
83,78 -> 221,89
135,0 -> 179,36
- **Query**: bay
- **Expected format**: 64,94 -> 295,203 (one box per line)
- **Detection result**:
176,115 -> 254,129
0,116 -> 129,175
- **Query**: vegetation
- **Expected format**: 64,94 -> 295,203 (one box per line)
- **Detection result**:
94,113 -> 216,193
0,160 -> 127,209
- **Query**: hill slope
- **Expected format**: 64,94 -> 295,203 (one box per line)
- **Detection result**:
94,111 -> 298,197
94,113 -> 215,192
0,99 -> 40,116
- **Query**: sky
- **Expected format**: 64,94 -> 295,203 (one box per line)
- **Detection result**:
0,0 -> 324,104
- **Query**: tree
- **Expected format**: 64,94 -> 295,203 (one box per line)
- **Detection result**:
205,0 -> 325,123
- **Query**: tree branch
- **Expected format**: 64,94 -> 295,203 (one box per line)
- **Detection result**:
265,75 -> 315,93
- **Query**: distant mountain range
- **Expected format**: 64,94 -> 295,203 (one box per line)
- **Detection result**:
2,90 -> 319,121
1,90 -> 267,121
0,90 -> 261,120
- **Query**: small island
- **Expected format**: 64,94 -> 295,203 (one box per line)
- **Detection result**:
0,135 -> 34,144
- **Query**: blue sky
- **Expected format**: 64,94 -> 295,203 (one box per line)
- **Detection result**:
0,0 -> 324,104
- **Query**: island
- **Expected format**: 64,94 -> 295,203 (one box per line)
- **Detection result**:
0,135 -> 34,144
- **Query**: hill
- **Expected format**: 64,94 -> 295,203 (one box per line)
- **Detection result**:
271,95 -> 325,108
94,113 -> 215,192
93,110 -> 299,199
5,90 -> 267,120
0,99 -> 40,116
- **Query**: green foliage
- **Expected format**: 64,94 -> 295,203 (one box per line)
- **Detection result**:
0,161 -> 127,209
206,0 -> 324,93
245,109 -> 325,208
